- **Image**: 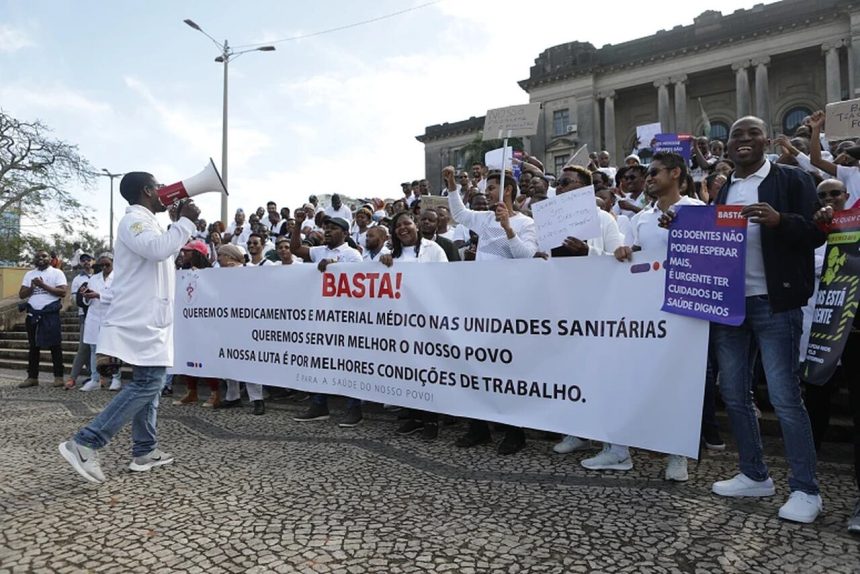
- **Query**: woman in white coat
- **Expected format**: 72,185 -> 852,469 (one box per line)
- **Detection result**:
80,254 -> 121,391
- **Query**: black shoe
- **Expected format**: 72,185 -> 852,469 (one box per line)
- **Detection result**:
215,398 -> 241,410
421,422 -> 439,441
293,403 -> 330,422
286,390 -> 310,402
397,419 -> 424,436
455,432 -> 491,448
497,433 -> 526,455
252,400 -> 265,416
702,427 -> 726,451
338,407 -> 363,428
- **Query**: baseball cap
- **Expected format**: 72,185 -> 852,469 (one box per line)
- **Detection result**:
321,216 -> 349,232
181,240 -> 209,257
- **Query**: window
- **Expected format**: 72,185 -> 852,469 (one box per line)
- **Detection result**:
709,121 -> 729,142
783,106 -> 813,136
553,109 -> 570,137
553,154 -> 568,175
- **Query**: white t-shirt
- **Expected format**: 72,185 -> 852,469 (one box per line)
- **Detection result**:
308,243 -> 363,264
615,214 -> 634,247
726,161 -> 771,297
324,205 -> 353,221
437,227 -> 456,241
615,192 -> 651,218
393,238 -> 448,263
631,195 -> 704,253
22,267 -> 67,310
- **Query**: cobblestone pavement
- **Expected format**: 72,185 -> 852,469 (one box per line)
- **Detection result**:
1,371 -> 858,574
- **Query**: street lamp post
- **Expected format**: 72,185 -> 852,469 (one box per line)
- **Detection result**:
98,169 -> 122,251
183,19 -> 276,226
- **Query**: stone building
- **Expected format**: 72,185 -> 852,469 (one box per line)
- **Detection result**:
416,0 -> 858,191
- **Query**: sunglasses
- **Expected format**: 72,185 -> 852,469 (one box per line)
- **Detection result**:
647,167 -> 667,178
818,189 -> 845,199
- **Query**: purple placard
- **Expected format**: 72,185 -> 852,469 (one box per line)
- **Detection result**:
662,205 -> 747,326
653,133 -> 693,162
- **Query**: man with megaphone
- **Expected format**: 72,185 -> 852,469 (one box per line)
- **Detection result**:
60,170 -> 204,483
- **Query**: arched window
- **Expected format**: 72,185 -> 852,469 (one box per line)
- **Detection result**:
783,106 -> 813,135
709,121 -> 729,142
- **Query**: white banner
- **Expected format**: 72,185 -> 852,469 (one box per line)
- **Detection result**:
172,254 -> 708,457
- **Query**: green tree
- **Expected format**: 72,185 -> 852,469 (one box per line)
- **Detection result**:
0,109 -> 95,244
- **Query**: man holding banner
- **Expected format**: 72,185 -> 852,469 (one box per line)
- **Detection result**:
703,116 -> 826,523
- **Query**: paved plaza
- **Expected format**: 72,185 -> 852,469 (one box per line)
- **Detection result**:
0,370 -> 858,574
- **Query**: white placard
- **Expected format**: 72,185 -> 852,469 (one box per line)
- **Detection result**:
635,122 -> 662,152
825,98 -> 860,140
531,185 -> 601,251
172,252 -> 708,458
564,144 -> 589,169
484,146 -> 513,171
483,103 -> 542,139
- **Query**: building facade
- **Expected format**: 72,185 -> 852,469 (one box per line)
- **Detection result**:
416,0 -> 859,191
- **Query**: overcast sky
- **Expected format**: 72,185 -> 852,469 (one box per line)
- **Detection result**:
1,0 -> 777,240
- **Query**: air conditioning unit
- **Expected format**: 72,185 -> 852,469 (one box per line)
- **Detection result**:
566,124 -> 577,134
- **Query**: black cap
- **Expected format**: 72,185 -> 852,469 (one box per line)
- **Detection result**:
321,216 -> 350,232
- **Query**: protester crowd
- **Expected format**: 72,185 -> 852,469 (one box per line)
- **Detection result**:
18,111 -> 860,532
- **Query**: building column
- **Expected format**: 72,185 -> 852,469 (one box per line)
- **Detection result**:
823,40 -> 843,103
592,98 -> 602,151
733,60 -> 751,118
672,75 -> 688,133
654,79 -> 671,132
602,91 -> 616,159
575,95 -> 596,159
753,56 -> 771,126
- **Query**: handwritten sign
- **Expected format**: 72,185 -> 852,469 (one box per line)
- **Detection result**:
531,185 -> 601,251
825,98 -> 860,140
483,103 -> 541,139
662,205 -> 747,326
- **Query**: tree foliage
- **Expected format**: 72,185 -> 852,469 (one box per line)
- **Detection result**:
0,109 -> 95,234
458,134 -> 525,168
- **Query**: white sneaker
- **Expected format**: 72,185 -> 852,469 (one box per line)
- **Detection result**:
778,491 -> 822,524
712,473 -> 775,497
581,445 -> 633,471
553,435 -> 591,454
108,377 -> 122,391
129,448 -> 175,472
664,455 -> 689,482
59,441 -> 105,484
79,379 -> 100,392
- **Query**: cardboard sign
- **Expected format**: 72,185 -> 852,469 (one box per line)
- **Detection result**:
483,103 -> 541,139
825,98 -> 860,140
531,185 -> 601,251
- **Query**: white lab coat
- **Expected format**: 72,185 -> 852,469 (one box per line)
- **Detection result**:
82,271 -> 114,346
98,205 -> 195,366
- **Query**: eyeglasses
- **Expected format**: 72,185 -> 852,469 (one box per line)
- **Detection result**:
647,167 -> 667,178
818,189 -> 845,199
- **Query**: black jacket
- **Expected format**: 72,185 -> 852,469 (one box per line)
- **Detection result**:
434,235 -> 461,262
716,162 -> 826,313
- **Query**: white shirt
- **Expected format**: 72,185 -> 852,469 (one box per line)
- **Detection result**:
452,224 -> 472,244
83,271 -> 114,346
437,227 -> 456,241
726,161 -> 771,297
836,165 -> 860,209
393,238 -> 448,263
363,245 -> 391,262
70,271 -> 93,316
587,210 -> 626,256
615,214 -> 634,247
615,192 -> 651,218
794,152 -> 829,180
98,205 -> 195,366
324,205 -> 353,221
448,190 -> 537,260
631,195 -> 704,253
22,267 -> 67,310
308,243 -> 363,264
227,221 -> 251,246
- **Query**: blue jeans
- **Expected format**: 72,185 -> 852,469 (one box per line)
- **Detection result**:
711,296 -> 819,494
74,366 -> 166,457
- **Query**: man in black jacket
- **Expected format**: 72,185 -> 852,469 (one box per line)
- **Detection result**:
418,209 -> 461,262
707,116 -> 826,524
